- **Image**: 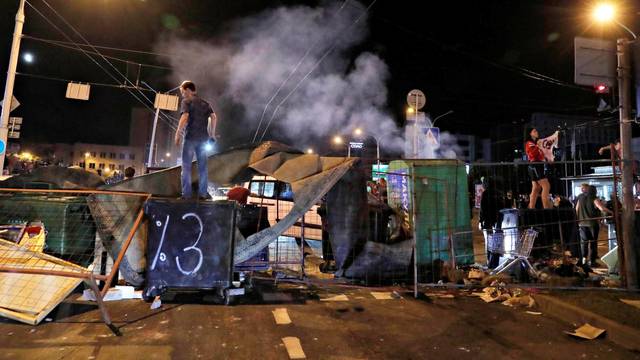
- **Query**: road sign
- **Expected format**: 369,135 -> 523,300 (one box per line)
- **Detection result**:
8,117 -> 22,139
574,37 -> 616,87
407,89 -> 425,110
154,93 -> 179,111
0,96 -> 20,112
424,127 -> 440,146
349,141 -> 364,149
66,82 -> 91,100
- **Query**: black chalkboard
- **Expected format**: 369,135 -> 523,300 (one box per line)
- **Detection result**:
144,199 -> 237,296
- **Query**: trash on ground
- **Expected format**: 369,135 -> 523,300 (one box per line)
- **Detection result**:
564,323 -> 606,340
502,295 -> 535,308
320,294 -> 349,302
525,311 -> 542,315
272,308 -> 292,325
150,296 -> 162,310
620,299 -> 640,310
370,292 -> 394,300
467,268 -> 485,280
79,286 -> 142,302
282,336 -> 306,359
426,293 -> 455,299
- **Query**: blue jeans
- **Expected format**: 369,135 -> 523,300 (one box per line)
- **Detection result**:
181,138 -> 209,198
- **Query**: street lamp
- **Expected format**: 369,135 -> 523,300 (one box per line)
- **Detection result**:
590,3 -> 639,288
430,110 -> 454,128
332,135 -> 351,157
165,152 -> 171,157
352,127 -> 381,172
593,3 -> 615,23
306,148 -> 314,154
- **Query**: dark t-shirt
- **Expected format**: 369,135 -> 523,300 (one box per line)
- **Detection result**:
180,96 -> 214,142
577,194 -> 600,227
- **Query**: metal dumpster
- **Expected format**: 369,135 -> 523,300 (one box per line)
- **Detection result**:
0,194 -> 96,266
143,199 -> 238,303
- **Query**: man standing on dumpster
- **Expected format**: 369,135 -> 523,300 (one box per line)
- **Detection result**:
175,80 -> 218,200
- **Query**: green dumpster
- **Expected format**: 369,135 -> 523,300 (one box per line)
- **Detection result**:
0,194 -> 96,266
387,159 -> 473,281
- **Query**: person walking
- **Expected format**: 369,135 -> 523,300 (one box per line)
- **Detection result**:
175,80 -> 218,200
525,128 -> 552,209
575,185 -> 612,271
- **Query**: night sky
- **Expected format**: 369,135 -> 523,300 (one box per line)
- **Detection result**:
0,0 -> 638,147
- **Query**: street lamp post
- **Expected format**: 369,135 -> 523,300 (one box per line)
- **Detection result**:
593,3 -> 639,289
0,0 -> 26,174
353,127 -> 381,174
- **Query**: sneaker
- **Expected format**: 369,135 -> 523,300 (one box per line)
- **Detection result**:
198,194 -> 212,201
178,195 -> 192,200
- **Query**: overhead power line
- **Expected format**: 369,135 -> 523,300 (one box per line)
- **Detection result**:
23,34 -> 173,70
26,0 -> 179,130
21,34 -> 176,58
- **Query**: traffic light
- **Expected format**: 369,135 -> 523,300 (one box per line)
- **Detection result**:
594,83 -> 609,94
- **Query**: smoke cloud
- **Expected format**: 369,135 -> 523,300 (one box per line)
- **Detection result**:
155,1 -> 404,152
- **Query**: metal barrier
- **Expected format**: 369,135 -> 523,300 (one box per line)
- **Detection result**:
0,188 -> 150,335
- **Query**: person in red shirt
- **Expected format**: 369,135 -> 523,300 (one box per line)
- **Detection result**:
525,128 -> 552,209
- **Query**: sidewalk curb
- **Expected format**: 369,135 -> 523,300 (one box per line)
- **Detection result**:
532,293 -> 640,352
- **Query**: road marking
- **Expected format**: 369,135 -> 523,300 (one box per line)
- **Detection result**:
282,337 -> 306,359
320,294 -> 349,302
272,308 -> 292,325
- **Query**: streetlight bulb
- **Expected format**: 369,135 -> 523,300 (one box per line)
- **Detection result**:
593,3 -> 615,22
406,107 -> 415,114
306,148 -> 314,154
22,52 -> 34,63
84,152 -> 90,158
333,135 -> 343,145
354,128 -> 363,136
165,152 -> 171,157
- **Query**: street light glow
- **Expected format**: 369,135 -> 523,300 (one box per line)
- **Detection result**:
306,148 -> 314,154
165,152 -> 171,157
84,152 -> 90,158
204,143 -> 213,151
354,128 -> 363,136
333,135 -> 343,145
22,52 -> 34,63
593,3 -> 615,22
406,107 -> 415,114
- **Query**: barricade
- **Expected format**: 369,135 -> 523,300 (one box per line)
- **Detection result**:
0,188 -> 150,335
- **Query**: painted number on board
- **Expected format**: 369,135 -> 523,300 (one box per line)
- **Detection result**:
149,212 -> 204,276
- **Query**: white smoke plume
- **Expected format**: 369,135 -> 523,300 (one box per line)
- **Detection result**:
155,1 -> 404,151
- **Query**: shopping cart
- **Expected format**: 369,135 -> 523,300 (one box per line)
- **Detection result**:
491,227 -> 539,279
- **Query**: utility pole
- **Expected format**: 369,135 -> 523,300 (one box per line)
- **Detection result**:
0,0 -> 26,174
616,38 -> 638,289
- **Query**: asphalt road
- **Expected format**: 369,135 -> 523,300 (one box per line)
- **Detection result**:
0,281 -> 637,360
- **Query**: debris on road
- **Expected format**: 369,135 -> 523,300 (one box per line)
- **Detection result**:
564,323 -> 606,340
282,337 -> 306,359
79,286 -> 142,302
620,298 -> 640,310
272,308 -> 292,325
150,296 -> 162,310
370,292 -> 394,300
525,311 -> 542,315
320,294 -> 349,302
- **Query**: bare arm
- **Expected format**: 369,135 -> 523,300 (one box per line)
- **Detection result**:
175,112 -> 189,145
208,112 -> 218,140
594,198 -> 612,214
